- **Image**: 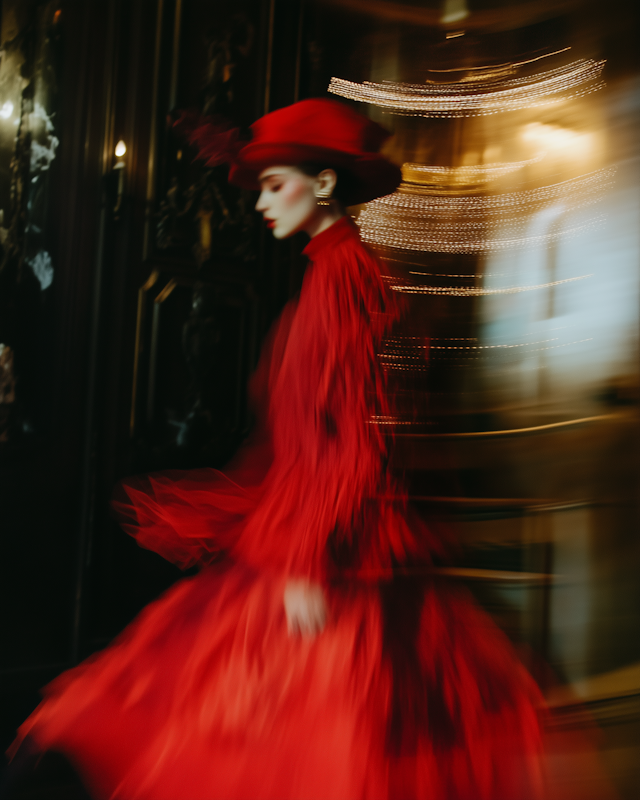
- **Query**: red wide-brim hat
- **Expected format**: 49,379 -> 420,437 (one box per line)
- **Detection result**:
228,98 -> 401,206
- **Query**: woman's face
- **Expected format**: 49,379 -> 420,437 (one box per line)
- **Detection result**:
255,166 -> 322,239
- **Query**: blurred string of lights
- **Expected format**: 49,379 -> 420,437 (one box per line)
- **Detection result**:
336,52 -> 606,381
380,336 -> 593,356
328,59 -> 605,117
383,261 -> 514,279
379,335 -> 594,371
431,338 -> 560,349
389,274 -> 591,296
401,153 -> 546,186
358,167 -> 614,256
423,48 -> 572,81
369,415 -> 414,424
382,334 -> 592,352
408,272 -> 478,278
380,336 -> 429,372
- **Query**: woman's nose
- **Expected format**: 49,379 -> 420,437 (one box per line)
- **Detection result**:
255,192 -> 267,213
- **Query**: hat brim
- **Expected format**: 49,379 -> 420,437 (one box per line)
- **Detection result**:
229,143 -> 401,206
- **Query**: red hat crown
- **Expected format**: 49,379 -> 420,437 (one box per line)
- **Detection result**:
229,98 -> 401,206
248,98 -> 389,156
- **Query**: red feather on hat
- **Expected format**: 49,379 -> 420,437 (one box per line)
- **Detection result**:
172,110 -> 243,167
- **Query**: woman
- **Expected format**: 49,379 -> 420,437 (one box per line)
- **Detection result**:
7,99 -> 544,800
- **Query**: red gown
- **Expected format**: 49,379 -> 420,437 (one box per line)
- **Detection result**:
9,217 -> 545,800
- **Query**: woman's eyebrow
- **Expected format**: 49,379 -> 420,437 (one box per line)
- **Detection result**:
260,172 -> 286,185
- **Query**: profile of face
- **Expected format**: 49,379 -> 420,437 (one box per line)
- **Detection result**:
255,166 -> 338,239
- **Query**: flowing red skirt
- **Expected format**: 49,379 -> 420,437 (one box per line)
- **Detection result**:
11,558 -> 544,800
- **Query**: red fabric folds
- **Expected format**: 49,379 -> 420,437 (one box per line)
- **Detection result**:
10,567 -> 544,800
9,217 -> 547,800
112,217 -> 439,580
234,217 -> 430,579
111,469 -> 256,570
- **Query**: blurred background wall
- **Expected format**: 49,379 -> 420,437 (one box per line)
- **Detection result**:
0,1 -> 638,796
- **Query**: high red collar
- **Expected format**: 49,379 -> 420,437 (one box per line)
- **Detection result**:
302,216 -> 360,261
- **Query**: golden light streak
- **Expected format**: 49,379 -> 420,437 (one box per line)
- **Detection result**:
425,47 -> 571,77
402,153 -> 546,186
388,275 -> 592,296
328,59 -> 605,117
358,168 -> 614,254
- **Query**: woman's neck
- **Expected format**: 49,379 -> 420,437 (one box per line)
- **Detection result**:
305,205 -> 345,239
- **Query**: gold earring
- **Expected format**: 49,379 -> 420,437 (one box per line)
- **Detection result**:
316,193 -> 332,207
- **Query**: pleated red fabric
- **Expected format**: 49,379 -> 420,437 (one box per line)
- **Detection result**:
9,217 -> 546,800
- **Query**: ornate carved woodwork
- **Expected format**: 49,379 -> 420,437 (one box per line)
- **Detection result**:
124,0 -> 272,471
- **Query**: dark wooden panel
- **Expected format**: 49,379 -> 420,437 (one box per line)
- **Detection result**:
0,0 -> 130,748
80,0 -> 308,649
132,269 -> 258,469
1,0 -> 307,746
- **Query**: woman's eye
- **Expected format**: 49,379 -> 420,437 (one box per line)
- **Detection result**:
271,184 -> 282,192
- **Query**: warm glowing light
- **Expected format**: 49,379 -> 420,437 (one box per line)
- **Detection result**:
388,276 -> 592,296
115,140 -> 127,158
328,59 -> 605,117
522,122 -> 592,158
358,168 -> 614,254
0,101 -> 14,119
402,153 -> 545,186
441,0 -> 469,25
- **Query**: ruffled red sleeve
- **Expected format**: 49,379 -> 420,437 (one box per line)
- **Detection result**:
112,218 -> 438,578
111,468 -> 257,570
110,301 -> 298,569
230,219 -> 435,580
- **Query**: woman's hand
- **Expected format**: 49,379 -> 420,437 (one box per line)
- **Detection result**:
283,579 -> 328,638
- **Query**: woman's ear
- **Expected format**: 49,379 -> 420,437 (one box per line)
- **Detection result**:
315,169 -> 338,198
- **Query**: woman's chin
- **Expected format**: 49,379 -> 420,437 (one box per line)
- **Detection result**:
271,225 -> 296,240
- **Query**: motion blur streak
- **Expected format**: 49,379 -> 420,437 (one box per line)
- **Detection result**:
319,0 -> 640,795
